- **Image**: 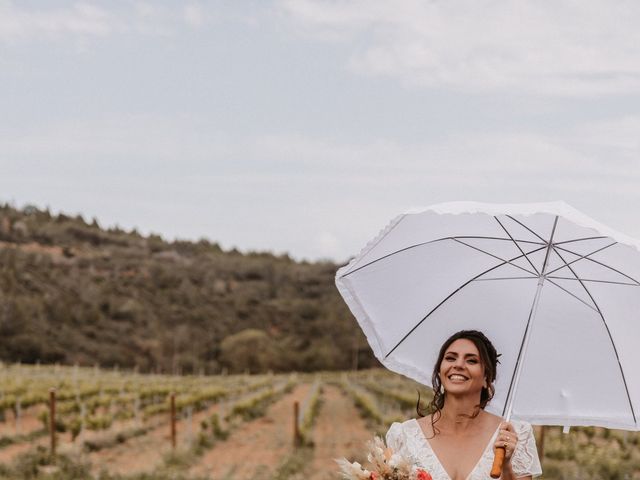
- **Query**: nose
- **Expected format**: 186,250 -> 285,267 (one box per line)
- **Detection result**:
453,357 -> 465,369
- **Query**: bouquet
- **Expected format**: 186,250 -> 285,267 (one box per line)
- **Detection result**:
336,436 -> 432,480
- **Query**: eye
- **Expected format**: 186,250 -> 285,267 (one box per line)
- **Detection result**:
467,358 -> 479,364
444,355 -> 456,362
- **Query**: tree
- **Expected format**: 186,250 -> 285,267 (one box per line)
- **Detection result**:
219,329 -> 274,373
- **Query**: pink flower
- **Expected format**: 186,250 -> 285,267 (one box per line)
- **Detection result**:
417,469 -> 432,480
370,472 -> 378,480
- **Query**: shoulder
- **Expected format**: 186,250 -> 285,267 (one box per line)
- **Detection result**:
387,418 -> 420,435
511,419 -> 535,436
482,410 -> 504,424
386,418 -> 420,445
482,412 -> 532,436
386,418 -> 431,460
480,410 -> 504,432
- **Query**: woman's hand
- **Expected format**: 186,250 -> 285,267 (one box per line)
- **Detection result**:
494,421 -> 518,462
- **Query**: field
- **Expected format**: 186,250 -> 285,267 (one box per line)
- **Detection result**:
1,365 -> 640,480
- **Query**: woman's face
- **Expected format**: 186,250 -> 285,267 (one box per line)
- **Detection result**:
439,338 -> 486,396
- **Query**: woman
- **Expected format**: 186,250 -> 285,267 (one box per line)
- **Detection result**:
386,330 -> 542,480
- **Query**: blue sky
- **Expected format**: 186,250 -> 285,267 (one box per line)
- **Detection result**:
1,1 -> 639,261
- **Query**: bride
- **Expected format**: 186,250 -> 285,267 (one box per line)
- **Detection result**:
386,330 -> 542,480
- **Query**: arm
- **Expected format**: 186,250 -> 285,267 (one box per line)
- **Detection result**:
500,463 -> 532,480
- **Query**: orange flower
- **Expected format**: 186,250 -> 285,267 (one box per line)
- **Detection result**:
416,469 -> 432,480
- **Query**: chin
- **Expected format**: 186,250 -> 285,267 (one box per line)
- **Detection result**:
445,385 -> 481,394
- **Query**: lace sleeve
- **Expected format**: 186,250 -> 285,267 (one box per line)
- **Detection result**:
511,421 -> 542,478
385,422 -> 405,453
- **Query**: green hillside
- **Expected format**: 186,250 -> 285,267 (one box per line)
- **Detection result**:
0,204 -> 376,373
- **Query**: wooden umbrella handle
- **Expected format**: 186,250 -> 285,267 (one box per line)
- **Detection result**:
490,446 -> 505,478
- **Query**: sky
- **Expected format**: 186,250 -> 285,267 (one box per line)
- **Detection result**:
1,0 -> 639,262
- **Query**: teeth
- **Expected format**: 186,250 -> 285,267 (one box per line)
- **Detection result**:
449,375 -> 467,380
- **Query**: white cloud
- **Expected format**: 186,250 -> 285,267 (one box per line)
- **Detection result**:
279,0 -> 640,96
0,114 -> 234,171
183,4 -> 205,29
0,1 -> 211,43
1,113 -> 638,259
2,113 -> 638,188
0,1 -> 116,41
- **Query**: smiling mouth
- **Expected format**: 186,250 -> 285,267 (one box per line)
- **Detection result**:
448,374 -> 468,381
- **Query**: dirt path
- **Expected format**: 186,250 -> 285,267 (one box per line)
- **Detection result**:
307,385 -> 373,480
191,383 -> 311,480
0,430 -> 77,465
0,410 -> 55,465
0,440 -> 42,465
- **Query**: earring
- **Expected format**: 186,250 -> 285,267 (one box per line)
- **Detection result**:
440,384 -> 445,394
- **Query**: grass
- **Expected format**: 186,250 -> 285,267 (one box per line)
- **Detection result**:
0,446 -> 91,480
270,446 -> 314,480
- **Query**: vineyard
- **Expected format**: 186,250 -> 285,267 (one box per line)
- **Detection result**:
1,365 -> 640,479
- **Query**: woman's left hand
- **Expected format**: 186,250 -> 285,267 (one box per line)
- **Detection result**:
494,422 -> 518,462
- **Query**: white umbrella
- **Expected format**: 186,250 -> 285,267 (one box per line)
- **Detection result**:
336,201 -> 640,433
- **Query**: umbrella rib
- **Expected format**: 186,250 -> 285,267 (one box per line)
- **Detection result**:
383,245 -> 548,360
344,214 -> 408,273
547,276 -> 639,287
339,236 -> 543,278
546,278 -> 599,312
545,241 -> 617,276
551,246 -> 638,426
505,215 -> 547,243
553,245 -> 640,286
553,235 -> 609,246
475,276 -> 539,281
494,216 -> 540,275
452,238 -> 537,276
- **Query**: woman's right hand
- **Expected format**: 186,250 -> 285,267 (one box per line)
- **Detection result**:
493,421 -> 518,461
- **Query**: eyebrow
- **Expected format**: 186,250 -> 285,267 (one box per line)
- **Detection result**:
445,352 -> 479,358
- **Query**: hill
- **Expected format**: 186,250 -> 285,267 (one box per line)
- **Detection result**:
0,204 -> 377,373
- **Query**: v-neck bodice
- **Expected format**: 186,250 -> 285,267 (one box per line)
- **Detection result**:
414,419 -> 500,480
385,419 -> 543,480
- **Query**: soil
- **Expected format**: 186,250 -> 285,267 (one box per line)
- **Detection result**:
0,382 -> 377,480
190,383 -> 311,480
306,384 -> 373,480
0,406 -> 45,437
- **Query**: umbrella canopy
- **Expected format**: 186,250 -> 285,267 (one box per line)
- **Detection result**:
336,202 -> 640,430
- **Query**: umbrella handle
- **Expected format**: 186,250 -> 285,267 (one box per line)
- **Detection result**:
490,446 -> 505,478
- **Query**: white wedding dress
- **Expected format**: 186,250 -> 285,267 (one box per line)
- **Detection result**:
386,419 -> 542,480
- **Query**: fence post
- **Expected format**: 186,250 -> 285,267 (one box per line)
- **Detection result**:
49,388 -> 56,457
186,406 -> 193,447
15,397 -> 21,435
170,392 -> 176,449
293,401 -> 301,447
538,425 -> 545,463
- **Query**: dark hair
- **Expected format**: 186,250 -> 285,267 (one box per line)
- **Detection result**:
417,330 -> 500,436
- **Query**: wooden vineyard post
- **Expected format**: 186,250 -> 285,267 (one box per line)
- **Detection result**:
49,388 -> 56,457
170,393 -> 176,449
15,397 -> 22,435
293,401 -> 301,447
186,406 -> 193,447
